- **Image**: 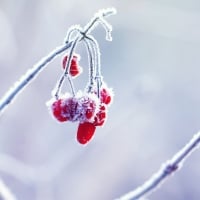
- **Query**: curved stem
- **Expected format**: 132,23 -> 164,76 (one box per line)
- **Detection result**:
54,37 -> 80,98
83,38 -> 96,93
86,35 -> 102,98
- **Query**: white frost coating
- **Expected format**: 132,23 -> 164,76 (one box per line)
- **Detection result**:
47,91 -> 100,123
77,91 -> 100,123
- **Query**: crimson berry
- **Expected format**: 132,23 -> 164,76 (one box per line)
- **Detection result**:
77,122 -> 96,144
100,87 -> 113,105
93,104 -> 107,126
85,102 -> 96,120
62,54 -> 82,77
63,97 -> 79,121
78,93 -> 100,123
51,99 -> 69,122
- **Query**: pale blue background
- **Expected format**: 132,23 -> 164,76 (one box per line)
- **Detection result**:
0,0 -> 200,199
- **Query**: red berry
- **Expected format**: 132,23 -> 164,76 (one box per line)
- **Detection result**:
93,104 -> 107,126
77,122 -> 96,144
62,55 -> 78,68
51,99 -> 69,122
100,87 -> 113,105
69,64 -> 82,77
78,94 -> 100,123
62,54 -> 82,77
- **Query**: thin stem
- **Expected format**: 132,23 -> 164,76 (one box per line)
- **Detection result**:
54,8 -> 116,98
64,25 -> 82,43
83,38 -> 96,93
83,8 -> 116,35
116,131 -> 200,200
54,37 -> 80,98
0,42 -> 72,114
86,35 -> 102,98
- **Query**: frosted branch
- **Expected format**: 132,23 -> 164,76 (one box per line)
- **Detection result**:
0,7 -> 116,115
0,43 -> 72,114
116,131 -> 200,200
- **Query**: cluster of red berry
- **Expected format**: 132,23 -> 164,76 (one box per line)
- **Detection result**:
48,54 -> 113,145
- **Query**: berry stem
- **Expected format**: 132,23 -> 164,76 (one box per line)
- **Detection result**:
83,38 -> 96,93
54,37 -> 80,98
86,35 -> 102,98
0,8 -> 116,114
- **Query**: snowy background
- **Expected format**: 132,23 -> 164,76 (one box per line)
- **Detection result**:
0,0 -> 200,199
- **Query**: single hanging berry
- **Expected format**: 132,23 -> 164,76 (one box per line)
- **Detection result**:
100,85 -> 113,105
77,122 -> 96,144
62,54 -> 82,77
51,99 -> 69,122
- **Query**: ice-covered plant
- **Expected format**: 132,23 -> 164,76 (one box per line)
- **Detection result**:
1,7 -> 200,200
0,8 -> 116,145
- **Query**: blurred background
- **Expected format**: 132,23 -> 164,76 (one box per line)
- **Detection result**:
1,0 -> 200,199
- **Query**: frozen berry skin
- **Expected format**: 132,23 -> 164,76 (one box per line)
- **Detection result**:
85,102 -> 96,120
93,104 -> 107,126
62,54 -> 82,77
51,99 -> 69,122
77,122 -> 96,144
62,55 -> 79,69
100,87 -> 113,105
78,93 -> 100,123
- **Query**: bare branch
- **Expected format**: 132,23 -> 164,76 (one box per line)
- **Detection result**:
0,7 -> 116,115
116,131 -> 200,200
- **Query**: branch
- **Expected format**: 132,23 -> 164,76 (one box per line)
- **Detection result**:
0,7 -> 116,115
116,131 -> 200,200
0,43 -> 72,114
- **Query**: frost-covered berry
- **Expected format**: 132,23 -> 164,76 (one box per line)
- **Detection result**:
51,99 -> 69,122
62,54 -> 82,77
77,92 -> 100,123
93,104 -> 107,126
63,97 -> 79,121
49,92 -> 100,123
100,86 -> 113,105
77,122 -> 96,144
50,95 -> 80,122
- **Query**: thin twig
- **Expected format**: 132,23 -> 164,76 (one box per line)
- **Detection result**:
0,42 -> 72,114
116,131 -> 200,200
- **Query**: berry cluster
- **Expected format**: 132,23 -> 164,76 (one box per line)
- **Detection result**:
47,11 -> 115,145
48,53 -> 113,145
